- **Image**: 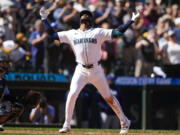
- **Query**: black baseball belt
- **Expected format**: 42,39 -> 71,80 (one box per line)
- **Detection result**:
82,61 -> 101,69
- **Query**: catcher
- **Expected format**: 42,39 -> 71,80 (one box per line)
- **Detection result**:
0,55 -> 41,128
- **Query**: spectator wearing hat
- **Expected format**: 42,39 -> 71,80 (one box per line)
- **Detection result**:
8,33 -> 32,72
135,28 -> 159,77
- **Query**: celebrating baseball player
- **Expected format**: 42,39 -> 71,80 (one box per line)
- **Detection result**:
40,4 -> 140,134
0,55 -> 41,127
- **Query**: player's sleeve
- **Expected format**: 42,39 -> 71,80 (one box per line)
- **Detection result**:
112,20 -> 134,38
98,28 -> 113,43
57,31 -> 71,44
42,20 -> 59,40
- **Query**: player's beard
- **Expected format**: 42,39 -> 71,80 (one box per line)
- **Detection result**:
80,18 -> 92,27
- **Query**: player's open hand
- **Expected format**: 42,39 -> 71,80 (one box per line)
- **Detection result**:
131,10 -> 140,21
40,6 -> 49,20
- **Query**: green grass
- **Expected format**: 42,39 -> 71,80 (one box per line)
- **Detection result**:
1,127 -> 180,134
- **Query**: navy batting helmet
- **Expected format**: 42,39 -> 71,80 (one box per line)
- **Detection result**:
80,10 -> 93,18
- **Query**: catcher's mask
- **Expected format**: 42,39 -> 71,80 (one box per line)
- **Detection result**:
80,10 -> 93,26
0,55 -> 9,74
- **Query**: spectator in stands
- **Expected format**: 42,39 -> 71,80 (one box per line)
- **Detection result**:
174,17 -> 180,45
142,0 -> 162,29
135,28 -> 159,77
29,19 -> 47,72
23,0 -> 44,35
0,9 -> 15,41
163,30 -> 180,77
101,22 -> 118,73
121,14 -> 136,65
94,1 -> 112,27
29,97 -> 55,124
46,23 -> 61,73
73,0 -> 88,13
111,0 -> 126,28
171,4 -> 179,20
7,33 -> 31,72
56,0 -> 79,30
0,0 -> 178,77
0,32 -> 6,58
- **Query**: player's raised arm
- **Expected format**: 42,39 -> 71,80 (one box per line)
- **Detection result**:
111,11 -> 140,38
39,7 -> 59,40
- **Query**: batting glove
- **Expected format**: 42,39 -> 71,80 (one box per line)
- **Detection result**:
131,10 -> 140,21
40,7 -> 49,20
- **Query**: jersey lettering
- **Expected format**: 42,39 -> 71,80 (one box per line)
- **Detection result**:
73,38 -> 97,45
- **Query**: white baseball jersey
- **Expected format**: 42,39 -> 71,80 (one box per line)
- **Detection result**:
57,28 -> 112,65
58,27 -> 128,129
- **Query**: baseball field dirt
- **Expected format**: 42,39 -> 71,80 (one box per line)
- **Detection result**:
2,129 -> 180,135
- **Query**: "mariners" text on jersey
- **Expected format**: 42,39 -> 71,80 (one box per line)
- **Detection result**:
73,38 -> 97,45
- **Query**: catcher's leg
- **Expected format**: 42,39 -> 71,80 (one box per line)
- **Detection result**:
0,125 -> 4,131
0,101 -> 24,124
60,65 -> 88,133
8,102 -> 24,122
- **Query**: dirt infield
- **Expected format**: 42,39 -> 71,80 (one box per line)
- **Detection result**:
2,130 -> 180,135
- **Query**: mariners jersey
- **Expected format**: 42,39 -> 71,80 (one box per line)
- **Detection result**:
57,28 -> 112,65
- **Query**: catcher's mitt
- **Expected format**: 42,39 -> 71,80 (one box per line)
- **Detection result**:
24,90 -> 41,109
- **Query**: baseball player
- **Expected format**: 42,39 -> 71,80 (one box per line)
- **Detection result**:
40,6 -> 140,134
0,55 -> 41,126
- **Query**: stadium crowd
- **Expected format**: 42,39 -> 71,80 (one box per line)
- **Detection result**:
0,0 -> 180,77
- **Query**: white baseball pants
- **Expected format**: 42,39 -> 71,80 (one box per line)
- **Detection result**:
63,64 -> 128,128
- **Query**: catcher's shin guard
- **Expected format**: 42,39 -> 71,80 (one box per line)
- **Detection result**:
0,101 -> 24,124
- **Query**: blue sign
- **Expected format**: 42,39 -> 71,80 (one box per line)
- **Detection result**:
5,72 -> 67,82
115,77 -> 180,86
4,73 -> 180,86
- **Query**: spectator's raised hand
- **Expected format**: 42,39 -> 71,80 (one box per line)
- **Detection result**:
40,7 -> 49,20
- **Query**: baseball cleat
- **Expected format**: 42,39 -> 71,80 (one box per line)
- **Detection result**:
120,119 -> 131,134
59,127 -> 71,133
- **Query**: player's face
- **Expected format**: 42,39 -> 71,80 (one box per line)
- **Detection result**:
80,14 -> 92,25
